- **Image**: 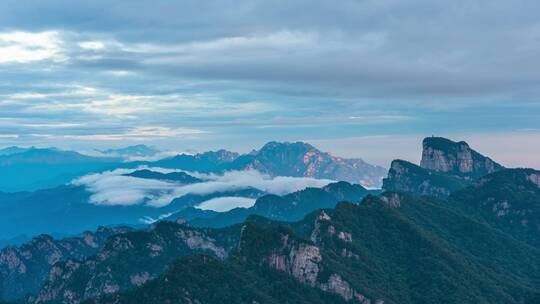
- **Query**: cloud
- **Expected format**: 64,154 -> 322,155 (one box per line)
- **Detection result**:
196,196 -> 256,212
1,1 -> 540,169
72,167 -> 333,207
0,31 -> 63,63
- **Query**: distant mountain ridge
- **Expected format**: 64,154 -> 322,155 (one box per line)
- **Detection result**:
0,148 -> 121,192
168,181 -> 375,228
124,169 -> 203,184
155,141 -> 386,188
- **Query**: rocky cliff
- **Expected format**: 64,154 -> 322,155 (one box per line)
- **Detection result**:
34,222 -> 240,304
0,226 -> 131,301
420,137 -> 503,178
383,137 -> 503,197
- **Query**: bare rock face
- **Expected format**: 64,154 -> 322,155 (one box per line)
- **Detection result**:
527,173 -> 540,188
0,226 -> 130,302
34,222 -> 236,304
380,193 -> 403,208
267,234 -> 322,285
320,274 -> 374,304
420,137 -> 503,178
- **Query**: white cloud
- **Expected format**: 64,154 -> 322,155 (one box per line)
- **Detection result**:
78,40 -> 106,50
0,31 -> 63,63
0,134 -> 18,139
72,167 -> 334,207
196,196 -> 256,212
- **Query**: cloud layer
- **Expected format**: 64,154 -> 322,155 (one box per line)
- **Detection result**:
72,168 -> 333,208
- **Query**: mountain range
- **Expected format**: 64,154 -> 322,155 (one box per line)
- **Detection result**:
0,141 -> 385,193
154,141 -> 387,188
0,137 -> 539,303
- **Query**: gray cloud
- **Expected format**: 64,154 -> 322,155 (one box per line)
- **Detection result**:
0,1 -> 539,167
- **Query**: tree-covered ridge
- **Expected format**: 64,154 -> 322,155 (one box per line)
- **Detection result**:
449,168 -> 540,247
168,181 -> 374,228
70,191 -> 540,304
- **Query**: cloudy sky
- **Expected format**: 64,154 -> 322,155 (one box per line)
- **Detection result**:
0,0 -> 539,168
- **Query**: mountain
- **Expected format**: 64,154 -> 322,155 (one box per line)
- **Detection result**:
420,137 -> 504,179
0,148 -> 121,192
30,193 -> 540,304
0,146 -> 30,156
33,222 -> 241,304
0,226 -> 131,301
0,184 -> 265,242
382,159 -> 469,197
124,169 -> 203,184
229,142 -> 387,188
96,145 -> 160,159
153,142 -> 386,188
449,168 -> 540,248
383,137 -> 503,197
85,254 -> 347,304
176,181 -> 375,228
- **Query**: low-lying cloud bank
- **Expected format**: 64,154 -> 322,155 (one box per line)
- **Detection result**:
72,167 -> 333,208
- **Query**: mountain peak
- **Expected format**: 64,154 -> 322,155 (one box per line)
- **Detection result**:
420,136 -> 503,178
258,141 -> 316,153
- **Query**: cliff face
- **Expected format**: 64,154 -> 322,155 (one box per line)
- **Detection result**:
383,137 -> 503,197
34,222 -> 240,304
420,137 -> 503,178
0,226 -> 131,301
239,220 -> 376,303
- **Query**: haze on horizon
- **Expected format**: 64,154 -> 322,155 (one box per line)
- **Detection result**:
0,0 -> 539,168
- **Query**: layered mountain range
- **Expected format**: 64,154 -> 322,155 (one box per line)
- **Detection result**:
0,141 -> 384,244
155,141 -> 387,188
1,137 -> 539,303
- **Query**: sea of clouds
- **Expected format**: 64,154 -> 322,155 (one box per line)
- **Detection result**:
72,167 -> 334,209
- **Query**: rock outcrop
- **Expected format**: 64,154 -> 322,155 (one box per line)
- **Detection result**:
383,137 -> 503,197
34,222 -> 239,304
0,226 -> 130,301
420,137 -> 503,179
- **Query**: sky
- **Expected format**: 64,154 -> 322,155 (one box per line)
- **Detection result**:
0,0 -> 539,168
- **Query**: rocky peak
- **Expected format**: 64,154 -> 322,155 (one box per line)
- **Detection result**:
420,137 -> 503,178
